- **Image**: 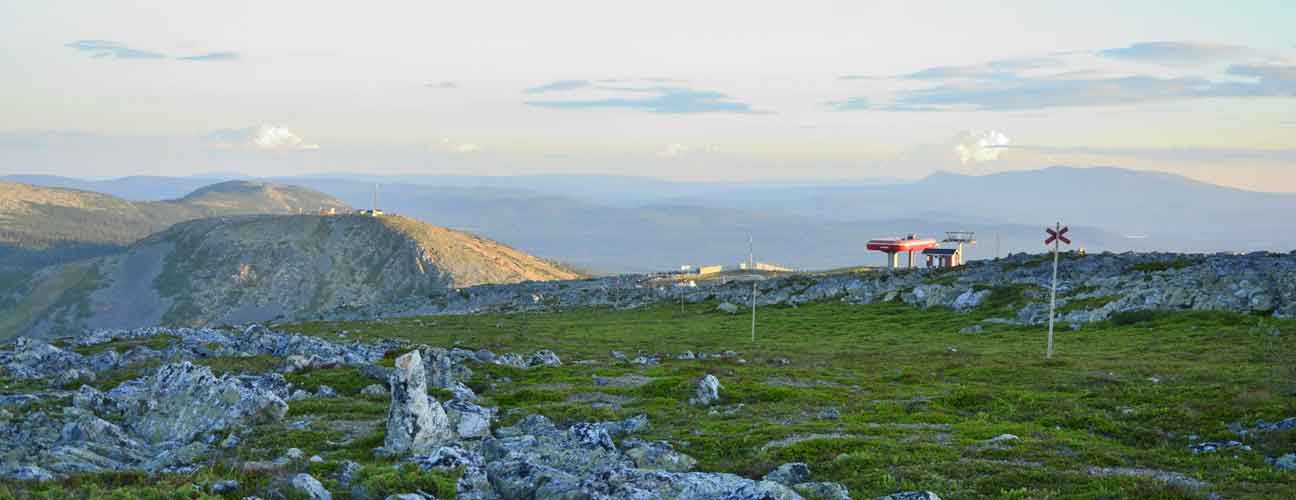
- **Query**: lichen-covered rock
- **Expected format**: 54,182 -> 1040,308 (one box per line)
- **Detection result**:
690,374 -> 722,406
383,351 -> 452,455
107,362 -> 288,445
527,350 -> 562,368
444,399 -> 494,439
290,473 -> 332,500
360,383 -> 388,399
793,482 -> 852,500
867,492 -> 940,500
623,439 -> 697,472
764,462 -> 812,485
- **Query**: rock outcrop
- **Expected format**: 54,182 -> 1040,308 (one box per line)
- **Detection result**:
383,351 -> 453,455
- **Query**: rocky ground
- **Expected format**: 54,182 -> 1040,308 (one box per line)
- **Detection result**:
0,324 -> 938,499
2,251 -> 1295,498
317,251 -> 1296,326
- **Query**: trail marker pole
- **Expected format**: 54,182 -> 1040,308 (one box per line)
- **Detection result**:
749,235 -> 757,343
1044,223 -> 1071,359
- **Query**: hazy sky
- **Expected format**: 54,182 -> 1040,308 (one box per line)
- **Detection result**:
1,1 -> 1294,190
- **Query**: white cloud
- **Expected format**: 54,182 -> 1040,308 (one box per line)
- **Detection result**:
656,143 -> 719,158
952,130 -> 1010,165
435,138 -> 482,153
209,125 -> 319,151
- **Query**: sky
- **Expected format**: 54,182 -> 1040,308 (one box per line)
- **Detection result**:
1,1 -> 1294,191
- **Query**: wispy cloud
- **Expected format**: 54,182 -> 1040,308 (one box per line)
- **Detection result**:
65,40 -> 165,60
426,81 -> 460,89
1098,41 -> 1259,66
825,97 -> 869,110
834,41 -> 1296,111
209,125 -> 319,151
177,51 -> 239,62
525,80 -> 760,114
66,40 -> 239,62
524,80 -> 592,93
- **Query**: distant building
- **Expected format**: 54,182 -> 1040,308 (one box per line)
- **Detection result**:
739,262 -> 793,272
698,265 -> 724,275
318,207 -> 337,215
356,209 -> 384,216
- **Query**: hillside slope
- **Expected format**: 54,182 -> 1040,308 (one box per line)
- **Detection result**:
0,180 -> 350,272
2,214 -> 581,339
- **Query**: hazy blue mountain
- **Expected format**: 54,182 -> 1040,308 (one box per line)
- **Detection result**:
8,166 -> 1284,273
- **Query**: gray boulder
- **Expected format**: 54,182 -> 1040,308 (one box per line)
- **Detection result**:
106,362 -> 287,445
444,399 -> 494,439
764,462 -> 811,485
794,482 -> 851,500
690,374 -> 722,406
528,350 -> 562,368
291,473 -> 333,500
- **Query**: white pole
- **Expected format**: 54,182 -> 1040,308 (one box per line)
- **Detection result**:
1046,221 -> 1060,359
749,235 -> 757,343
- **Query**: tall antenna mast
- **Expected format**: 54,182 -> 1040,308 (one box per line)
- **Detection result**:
373,183 -> 378,212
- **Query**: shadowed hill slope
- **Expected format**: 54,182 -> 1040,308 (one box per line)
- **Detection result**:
2,214 -> 582,339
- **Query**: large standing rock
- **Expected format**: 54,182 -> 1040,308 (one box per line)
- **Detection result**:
383,351 -> 452,455
690,374 -> 722,406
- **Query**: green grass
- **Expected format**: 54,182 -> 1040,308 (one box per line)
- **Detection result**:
11,299 -> 1296,498
277,300 -> 1296,498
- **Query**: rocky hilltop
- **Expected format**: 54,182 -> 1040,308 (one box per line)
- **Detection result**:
0,180 -> 350,272
3,214 -> 582,339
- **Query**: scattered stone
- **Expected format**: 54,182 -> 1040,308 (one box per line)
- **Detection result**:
316,385 -> 338,398
285,448 -> 305,460
211,479 -> 239,494
2,465 -> 56,482
1190,440 -> 1250,454
338,460 -> 363,488
690,374 -> 722,406
493,353 -> 527,369
360,383 -> 388,399
1268,453 -> 1296,471
987,434 -> 1019,444
819,407 -> 841,420
527,350 -> 562,368
678,351 -> 696,360
383,350 -> 453,455
310,455 -> 324,463
794,482 -> 852,500
623,439 -> 697,472
764,462 -> 812,485
290,473 -> 332,500
867,492 -> 940,500
959,325 -> 984,334
717,302 -> 740,314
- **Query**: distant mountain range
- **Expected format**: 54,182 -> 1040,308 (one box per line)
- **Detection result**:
6,166 -> 1292,273
1,214 -> 581,339
0,180 -> 349,272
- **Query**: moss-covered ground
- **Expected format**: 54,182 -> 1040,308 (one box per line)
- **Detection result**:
3,299 -> 1295,498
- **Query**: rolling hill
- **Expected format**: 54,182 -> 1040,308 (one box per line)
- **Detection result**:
0,180 -> 350,272
1,213 -> 582,339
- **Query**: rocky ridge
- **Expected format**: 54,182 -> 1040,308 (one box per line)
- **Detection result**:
318,251 -> 1296,325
